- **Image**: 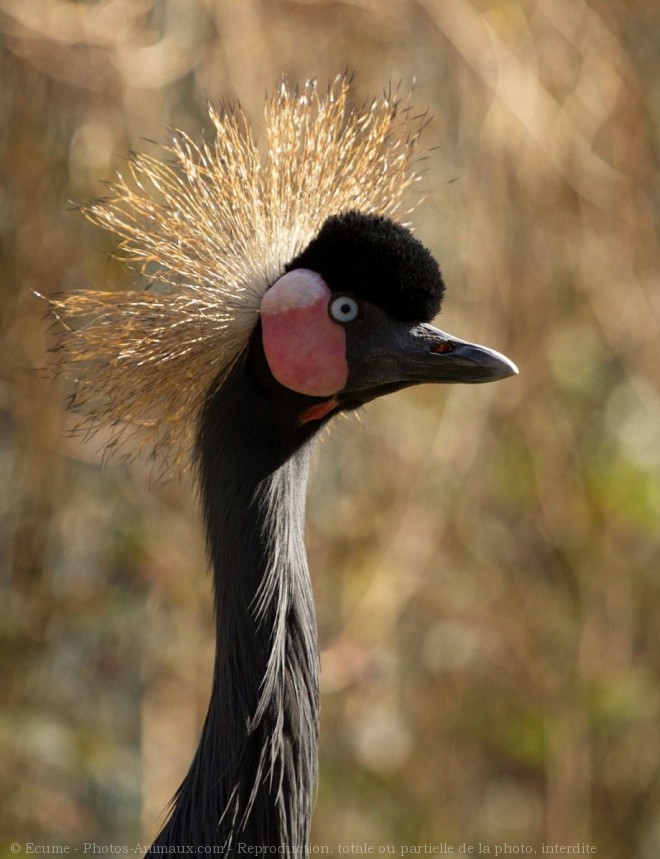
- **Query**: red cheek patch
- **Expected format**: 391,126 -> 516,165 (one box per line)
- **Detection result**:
260,269 -> 348,397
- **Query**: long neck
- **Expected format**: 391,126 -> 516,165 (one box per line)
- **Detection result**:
151,356 -> 321,851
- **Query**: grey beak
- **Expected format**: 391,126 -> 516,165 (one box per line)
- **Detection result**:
345,319 -> 518,396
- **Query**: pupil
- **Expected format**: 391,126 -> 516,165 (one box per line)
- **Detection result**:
341,303 -> 351,315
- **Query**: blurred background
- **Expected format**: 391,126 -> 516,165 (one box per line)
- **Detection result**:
1,0 -> 659,855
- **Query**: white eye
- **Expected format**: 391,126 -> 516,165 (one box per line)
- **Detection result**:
329,295 -> 360,324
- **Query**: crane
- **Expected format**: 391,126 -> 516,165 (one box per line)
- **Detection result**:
50,75 -> 517,852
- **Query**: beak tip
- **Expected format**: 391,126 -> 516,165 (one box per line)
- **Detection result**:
465,344 -> 519,383
502,356 -> 519,378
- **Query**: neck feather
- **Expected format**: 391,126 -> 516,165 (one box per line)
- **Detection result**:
151,357 -> 321,851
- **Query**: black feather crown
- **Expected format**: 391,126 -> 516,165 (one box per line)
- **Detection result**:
287,211 -> 444,322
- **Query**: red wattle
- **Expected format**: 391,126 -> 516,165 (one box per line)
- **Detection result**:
301,399 -> 339,423
260,270 -> 348,397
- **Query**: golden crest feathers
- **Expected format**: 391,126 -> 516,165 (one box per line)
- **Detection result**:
50,74 -> 427,468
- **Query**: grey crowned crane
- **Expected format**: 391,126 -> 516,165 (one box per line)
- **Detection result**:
50,75 -> 517,853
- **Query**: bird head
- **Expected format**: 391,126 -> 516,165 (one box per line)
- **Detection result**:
49,75 -> 516,468
257,210 -> 516,426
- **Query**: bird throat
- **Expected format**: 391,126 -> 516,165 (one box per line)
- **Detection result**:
151,356 -> 321,851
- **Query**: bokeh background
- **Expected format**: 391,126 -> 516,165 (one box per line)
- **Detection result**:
1,0 -> 659,855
